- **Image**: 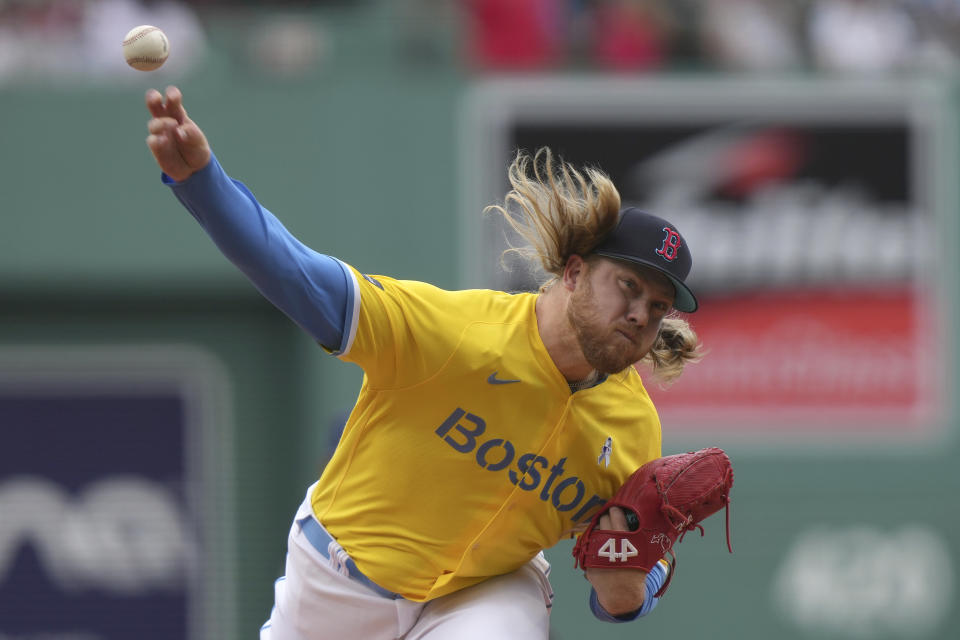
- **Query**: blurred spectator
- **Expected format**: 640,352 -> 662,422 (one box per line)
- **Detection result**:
82,0 -> 206,79
0,0 -> 84,81
0,0 -> 206,85
699,0 -> 803,72
901,0 -> 960,71
589,0 -> 672,71
807,0 -> 917,74
247,14 -> 328,78
461,0 -> 566,70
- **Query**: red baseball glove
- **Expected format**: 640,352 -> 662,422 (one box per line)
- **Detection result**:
572,447 -> 734,597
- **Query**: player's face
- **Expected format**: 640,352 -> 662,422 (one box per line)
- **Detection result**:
567,258 -> 675,374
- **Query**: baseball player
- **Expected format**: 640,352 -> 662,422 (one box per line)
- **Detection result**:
144,86 -> 703,639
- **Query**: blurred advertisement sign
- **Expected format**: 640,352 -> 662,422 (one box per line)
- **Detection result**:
639,288 -> 939,434
772,524 -> 954,638
0,347 -> 233,640
462,78 -> 956,447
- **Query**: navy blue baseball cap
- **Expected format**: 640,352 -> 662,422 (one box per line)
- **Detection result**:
591,207 -> 698,313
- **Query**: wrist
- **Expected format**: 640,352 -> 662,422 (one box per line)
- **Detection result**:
596,582 -> 645,615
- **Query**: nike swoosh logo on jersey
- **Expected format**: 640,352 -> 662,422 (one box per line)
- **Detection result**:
487,371 -> 521,385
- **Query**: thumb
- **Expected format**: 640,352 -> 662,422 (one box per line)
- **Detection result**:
606,506 -> 630,531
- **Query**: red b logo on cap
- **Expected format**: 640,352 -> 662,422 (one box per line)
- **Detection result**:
656,227 -> 683,262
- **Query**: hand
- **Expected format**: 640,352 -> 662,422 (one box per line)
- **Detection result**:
145,86 -> 211,182
584,506 -> 648,616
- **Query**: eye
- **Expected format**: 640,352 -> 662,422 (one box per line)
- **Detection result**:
620,278 -> 637,290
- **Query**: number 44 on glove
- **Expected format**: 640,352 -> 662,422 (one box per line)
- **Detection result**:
572,447 -> 734,598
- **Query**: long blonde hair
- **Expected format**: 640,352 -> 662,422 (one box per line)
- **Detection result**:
640,316 -> 704,385
487,147 -> 704,384
485,147 -> 621,279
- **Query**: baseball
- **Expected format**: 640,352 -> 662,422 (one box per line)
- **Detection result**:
122,25 -> 169,72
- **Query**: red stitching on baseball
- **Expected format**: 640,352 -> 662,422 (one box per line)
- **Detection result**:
122,27 -> 159,46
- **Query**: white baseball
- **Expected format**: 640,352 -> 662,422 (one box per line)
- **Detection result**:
122,25 -> 169,72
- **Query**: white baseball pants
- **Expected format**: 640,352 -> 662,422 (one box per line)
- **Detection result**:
260,484 -> 554,640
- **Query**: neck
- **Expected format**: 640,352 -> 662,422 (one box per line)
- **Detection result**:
568,369 -> 601,392
535,288 -> 596,382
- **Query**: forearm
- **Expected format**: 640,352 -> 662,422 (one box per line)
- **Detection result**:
592,575 -> 646,616
590,560 -> 668,623
164,155 -> 351,350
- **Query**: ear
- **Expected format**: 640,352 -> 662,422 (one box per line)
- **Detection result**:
561,255 -> 587,291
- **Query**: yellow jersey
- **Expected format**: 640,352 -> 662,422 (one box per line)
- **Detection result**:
311,265 -> 662,601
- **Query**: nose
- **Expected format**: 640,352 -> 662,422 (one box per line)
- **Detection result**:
626,300 -> 650,328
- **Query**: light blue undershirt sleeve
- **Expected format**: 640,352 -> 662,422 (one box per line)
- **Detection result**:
162,155 -> 353,353
589,561 -> 668,623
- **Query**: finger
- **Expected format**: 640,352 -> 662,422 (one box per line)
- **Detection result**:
147,117 -> 179,136
164,85 -> 188,124
145,88 -> 165,117
176,121 -> 205,146
598,513 -> 612,530
146,133 -> 163,154
607,506 -> 629,531
146,132 -> 187,176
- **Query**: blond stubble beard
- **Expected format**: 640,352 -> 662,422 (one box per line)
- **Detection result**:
566,276 -> 648,375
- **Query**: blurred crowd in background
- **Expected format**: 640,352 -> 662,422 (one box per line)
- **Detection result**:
1,0 -> 959,83
462,0 -> 960,74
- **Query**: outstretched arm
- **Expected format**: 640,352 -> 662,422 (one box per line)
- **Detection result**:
143,86 -> 353,352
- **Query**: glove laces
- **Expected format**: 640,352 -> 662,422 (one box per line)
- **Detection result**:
663,467 -> 734,553
722,466 -> 733,553
653,469 -> 735,598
